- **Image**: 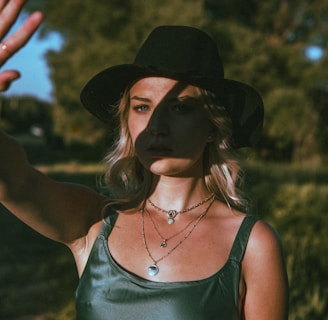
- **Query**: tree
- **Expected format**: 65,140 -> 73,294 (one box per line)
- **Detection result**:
203,0 -> 328,162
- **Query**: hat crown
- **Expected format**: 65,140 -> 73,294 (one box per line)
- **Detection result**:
134,26 -> 224,82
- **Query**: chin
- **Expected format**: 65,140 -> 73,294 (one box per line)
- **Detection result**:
149,161 -> 176,176
149,159 -> 202,177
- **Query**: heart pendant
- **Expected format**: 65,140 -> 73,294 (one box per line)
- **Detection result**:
148,264 -> 159,276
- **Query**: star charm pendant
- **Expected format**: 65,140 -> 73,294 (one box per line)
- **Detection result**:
160,240 -> 167,248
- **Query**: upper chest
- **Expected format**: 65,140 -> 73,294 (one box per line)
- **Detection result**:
106,210 -> 244,282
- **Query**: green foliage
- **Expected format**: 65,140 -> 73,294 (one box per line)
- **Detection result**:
245,164 -> 328,319
0,95 -> 52,135
272,184 -> 328,319
265,88 -> 318,161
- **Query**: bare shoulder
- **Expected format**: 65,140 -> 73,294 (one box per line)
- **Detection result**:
243,219 -> 286,279
248,219 -> 281,246
247,219 -> 284,254
242,219 -> 289,319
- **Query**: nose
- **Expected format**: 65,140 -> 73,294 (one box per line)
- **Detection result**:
146,105 -> 169,135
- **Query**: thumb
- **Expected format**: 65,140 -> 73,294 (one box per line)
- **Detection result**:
0,70 -> 21,91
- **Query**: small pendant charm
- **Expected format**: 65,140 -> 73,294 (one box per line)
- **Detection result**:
167,210 -> 177,224
167,217 -> 175,224
160,240 -> 167,248
167,210 -> 178,218
148,264 -> 159,276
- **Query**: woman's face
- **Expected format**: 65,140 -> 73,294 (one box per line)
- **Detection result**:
127,77 -> 213,177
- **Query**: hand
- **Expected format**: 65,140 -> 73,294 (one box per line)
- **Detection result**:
0,0 -> 43,91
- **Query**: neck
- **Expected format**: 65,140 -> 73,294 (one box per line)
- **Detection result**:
148,175 -> 211,211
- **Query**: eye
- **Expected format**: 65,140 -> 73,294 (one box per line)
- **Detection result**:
171,103 -> 193,114
132,104 -> 150,112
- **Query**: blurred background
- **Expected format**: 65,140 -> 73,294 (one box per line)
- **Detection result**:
0,0 -> 327,319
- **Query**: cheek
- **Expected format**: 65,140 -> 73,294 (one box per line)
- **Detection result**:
180,142 -> 207,164
127,121 -> 136,144
173,130 -> 210,163
127,118 -> 144,145
179,125 -> 209,150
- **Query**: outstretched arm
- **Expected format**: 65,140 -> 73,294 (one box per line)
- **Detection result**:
0,117 -> 107,244
0,1 -> 107,244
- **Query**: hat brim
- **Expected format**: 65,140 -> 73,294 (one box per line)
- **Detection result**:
80,64 -> 263,148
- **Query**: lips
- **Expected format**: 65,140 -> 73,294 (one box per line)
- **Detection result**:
147,144 -> 173,156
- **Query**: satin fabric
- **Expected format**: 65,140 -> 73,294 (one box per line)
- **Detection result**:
75,212 -> 259,320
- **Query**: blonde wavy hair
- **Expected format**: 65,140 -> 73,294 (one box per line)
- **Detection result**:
102,85 -> 247,211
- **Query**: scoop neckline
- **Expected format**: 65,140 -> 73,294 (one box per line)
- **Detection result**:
101,232 -> 238,288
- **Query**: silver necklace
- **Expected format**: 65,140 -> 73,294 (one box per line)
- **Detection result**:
147,193 -> 214,224
145,207 -> 203,248
141,197 -> 215,276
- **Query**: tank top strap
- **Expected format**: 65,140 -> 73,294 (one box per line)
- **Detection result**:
99,206 -> 119,239
228,215 -> 260,263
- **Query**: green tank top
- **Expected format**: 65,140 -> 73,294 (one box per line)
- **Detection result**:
75,211 -> 259,320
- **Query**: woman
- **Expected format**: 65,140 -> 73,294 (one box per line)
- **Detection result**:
0,1 -> 288,319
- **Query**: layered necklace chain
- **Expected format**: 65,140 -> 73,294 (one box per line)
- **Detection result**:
141,197 -> 215,276
144,207 -> 201,249
147,193 -> 214,224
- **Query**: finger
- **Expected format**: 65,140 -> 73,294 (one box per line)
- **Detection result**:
0,0 -> 10,12
0,69 -> 20,91
0,0 -> 26,39
4,10 -> 43,49
0,11 -> 43,63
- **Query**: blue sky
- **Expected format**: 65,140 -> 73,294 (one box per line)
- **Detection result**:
3,14 -> 63,102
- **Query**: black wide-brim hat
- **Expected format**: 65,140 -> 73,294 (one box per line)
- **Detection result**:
81,25 -> 264,148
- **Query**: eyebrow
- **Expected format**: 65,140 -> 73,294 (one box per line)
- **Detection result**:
130,96 -> 151,102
